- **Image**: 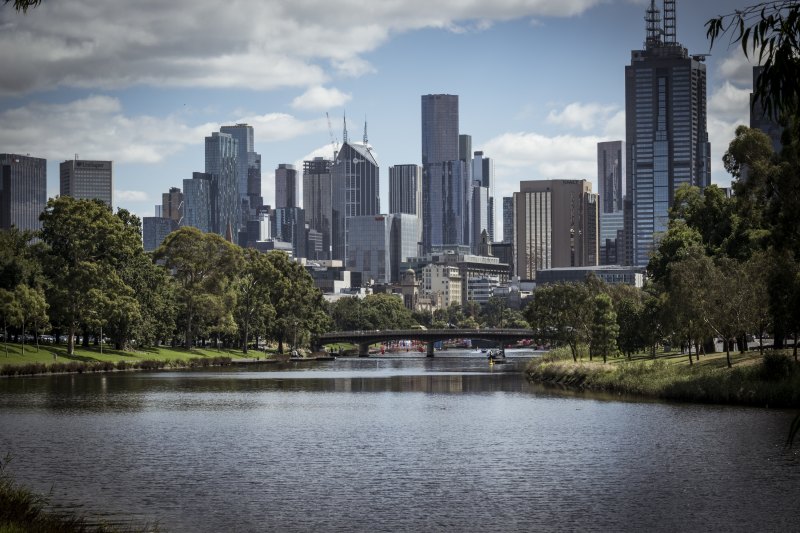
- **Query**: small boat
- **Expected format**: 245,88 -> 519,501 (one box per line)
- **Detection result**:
487,349 -> 508,363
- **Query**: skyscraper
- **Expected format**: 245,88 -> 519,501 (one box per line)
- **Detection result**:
162,186 -> 183,225
502,196 -> 513,244
220,124 -> 261,225
750,66 -> 783,153
625,0 -> 710,266
421,94 -> 462,252
142,217 -> 177,252
182,172 -> 214,233
513,180 -> 599,280
205,131 -> 239,236
331,141 -> 380,261
597,141 -> 625,214
275,164 -> 299,209
60,159 -> 113,207
472,151 -> 495,241
389,164 -> 422,215
0,154 -> 46,233
303,157 -> 333,259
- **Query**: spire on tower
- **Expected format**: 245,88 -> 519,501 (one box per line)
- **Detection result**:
342,111 -> 348,144
363,116 -> 368,145
663,0 -> 676,45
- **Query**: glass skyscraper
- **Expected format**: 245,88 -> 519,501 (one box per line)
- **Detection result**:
331,142 -> 380,262
275,163 -> 299,209
0,154 -> 46,233
182,172 -> 214,233
303,157 -> 333,259
220,123 -> 261,227
625,0 -> 710,266
205,131 -> 239,236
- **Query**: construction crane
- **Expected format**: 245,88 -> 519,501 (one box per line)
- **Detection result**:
325,112 -> 339,160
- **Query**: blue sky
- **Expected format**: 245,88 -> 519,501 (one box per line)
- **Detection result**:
0,0 -> 756,236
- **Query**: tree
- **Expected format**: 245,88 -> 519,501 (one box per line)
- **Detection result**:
0,229 -> 42,291
39,197 -> 142,355
525,283 -> 593,362
0,288 -> 20,357
13,284 -> 48,354
707,2 -> 800,120
590,293 -> 619,363
647,219 -> 704,285
667,252 -> 715,365
154,227 -> 242,349
234,249 -> 277,354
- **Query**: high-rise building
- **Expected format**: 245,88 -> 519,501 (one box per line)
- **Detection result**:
220,124 -> 261,225
273,206 -> 306,258
331,141 -> 380,261
389,164 -> 422,216
303,157 -> 333,259
421,94 -> 460,253
275,163 -> 299,209
513,179 -> 599,280
597,141 -> 625,214
182,172 -> 214,233
162,187 -> 183,225
142,217 -> 177,252
750,66 -> 783,153
626,0 -> 710,266
502,196 -> 513,243
472,151 -> 495,241
59,159 -> 113,208
471,181 -> 489,255
205,131 -> 239,236
0,154 -> 46,233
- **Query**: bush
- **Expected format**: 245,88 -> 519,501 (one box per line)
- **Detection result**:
761,351 -> 795,381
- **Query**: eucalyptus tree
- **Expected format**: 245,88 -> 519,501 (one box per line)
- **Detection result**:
154,226 -> 243,349
234,249 -> 277,354
13,284 -> 48,353
525,282 -> 593,362
590,293 -> 619,363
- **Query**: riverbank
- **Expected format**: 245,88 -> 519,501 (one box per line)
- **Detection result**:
526,347 -> 800,408
0,343 -> 299,377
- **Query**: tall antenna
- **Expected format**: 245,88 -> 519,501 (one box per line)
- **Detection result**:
363,115 -> 368,145
342,110 -> 348,144
325,112 -> 339,159
645,0 -> 662,48
663,0 -> 676,45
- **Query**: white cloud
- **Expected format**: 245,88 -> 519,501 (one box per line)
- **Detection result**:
0,96 -> 327,164
115,190 -> 149,202
546,102 -> 619,131
717,50 -> 757,87
707,80 -> 751,187
0,0 -> 602,95
291,86 -> 352,111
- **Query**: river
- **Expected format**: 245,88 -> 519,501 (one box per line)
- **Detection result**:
1,350 -> 798,532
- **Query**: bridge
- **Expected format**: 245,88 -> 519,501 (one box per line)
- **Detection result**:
315,328 -> 536,357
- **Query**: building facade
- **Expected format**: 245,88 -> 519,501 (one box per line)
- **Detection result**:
59,159 -> 113,207
331,142 -> 380,262
625,0 -> 710,266
0,154 -> 47,233
513,179 -> 599,280
205,131 -> 239,236
273,206 -> 306,258
502,196 -> 513,243
220,124 -> 262,227
389,164 -> 422,217
472,151 -> 495,241
303,157 -> 333,259
161,187 -> 183,225
275,163 -> 299,209
182,172 -> 214,233
142,217 -> 178,252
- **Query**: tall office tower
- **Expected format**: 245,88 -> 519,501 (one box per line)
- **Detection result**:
459,135 -> 472,165
472,151 -> 495,241
247,152 -> 263,213
471,182 -> 490,255
502,196 -> 513,243
389,164 -> 422,216
597,141 -> 625,214
0,154 -> 46,233
182,172 -> 214,233
626,0 -> 710,266
513,180 -> 599,280
273,207 -> 306,258
205,131 -> 239,236
275,164 -> 299,209
331,141 -> 380,261
347,213 -> 419,285
161,186 -> 183,224
424,160 -> 467,250
142,217 -> 178,252
303,157 -> 333,259
220,124 -> 261,224
60,159 -> 113,208
421,94 -> 460,252
750,66 -> 783,153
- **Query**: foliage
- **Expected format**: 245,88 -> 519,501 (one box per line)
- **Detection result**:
590,293 -> 619,363
525,282 -> 593,362
706,1 -> 800,120
4,0 -> 41,13
234,249 -> 277,353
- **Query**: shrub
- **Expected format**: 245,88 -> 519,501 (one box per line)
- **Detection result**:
761,352 -> 795,381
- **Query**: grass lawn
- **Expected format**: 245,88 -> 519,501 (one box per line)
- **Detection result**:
0,341 -> 252,367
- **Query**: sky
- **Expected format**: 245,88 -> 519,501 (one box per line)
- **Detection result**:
0,0 -> 757,238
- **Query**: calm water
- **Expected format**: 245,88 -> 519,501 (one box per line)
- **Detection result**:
1,351 -> 798,532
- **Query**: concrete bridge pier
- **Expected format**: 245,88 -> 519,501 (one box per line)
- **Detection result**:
358,342 -> 371,357
427,342 -> 435,358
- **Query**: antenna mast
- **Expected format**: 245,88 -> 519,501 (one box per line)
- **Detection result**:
325,112 -> 339,160
363,116 -> 368,145
645,0 -> 662,48
342,110 -> 348,144
663,0 -> 676,45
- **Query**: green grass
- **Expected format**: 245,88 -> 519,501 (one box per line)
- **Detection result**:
527,347 -> 800,408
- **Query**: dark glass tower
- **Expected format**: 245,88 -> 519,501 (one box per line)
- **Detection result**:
205,131 -> 239,236
625,0 -> 710,266
331,142 -> 380,261
303,157 -> 333,259
0,154 -> 46,233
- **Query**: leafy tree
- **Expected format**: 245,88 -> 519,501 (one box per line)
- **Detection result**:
647,219 -> 704,285
590,293 -> 618,363
0,288 -> 20,357
234,249 -> 277,353
667,252 -> 715,365
126,254 -> 177,348
39,197 -> 142,355
615,296 -> 644,360
0,229 -> 42,291
13,284 -> 48,354
639,289 -> 667,359
482,296 -> 509,328
525,283 -> 593,362
154,227 -> 242,349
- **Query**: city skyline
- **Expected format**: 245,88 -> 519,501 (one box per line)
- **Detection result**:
0,1 -> 756,240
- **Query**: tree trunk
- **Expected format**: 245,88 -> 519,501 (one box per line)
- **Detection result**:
569,342 -> 577,362
687,338 -> 693,366
185,310 -> 193,350
242,320 -> 249,354
794,333 -> 798,362
21,318 -> 25,355
67,324 -> 75,355
725,339 -> 732,368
